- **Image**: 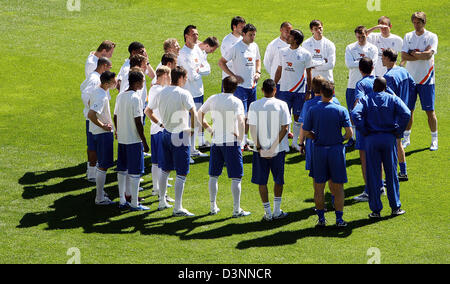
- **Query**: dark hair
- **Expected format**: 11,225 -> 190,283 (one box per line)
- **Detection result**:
382,48 -> 398,62
359,57 -> 373,75
97,40 -> 116,52
96,57 -> 111,69
130,54 -> 147,68
128,41 -> 145,55
128,70 -> 144,87
280,21 -> 292,29
183,25 -> 197,42
171,66 -> 187,85
290,29 -> 304,45
373,77 -> 387,92
222,76 -> 238,93
262,79 -> 276,95
161,52 -> 177,66
231,16 -> 246,31
309,19 -> 323,30
320,81 -> 334,98
203,36 -> 219,47
100,71 -> 116,84
354,25 -> 368,34
242,23 -> 257,34
312,75 -> 327,93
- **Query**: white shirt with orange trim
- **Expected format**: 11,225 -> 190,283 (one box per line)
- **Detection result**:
277,46 -> 313,93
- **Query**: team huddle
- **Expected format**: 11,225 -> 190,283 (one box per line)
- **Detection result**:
80,12 -> 438,227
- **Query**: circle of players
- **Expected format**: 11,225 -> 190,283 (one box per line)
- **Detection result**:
81,12 -> 438,227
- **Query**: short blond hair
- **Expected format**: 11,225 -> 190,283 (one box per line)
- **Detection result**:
156,66 -> 171,78
163,38 -> 178,52
411,12 -> 426,24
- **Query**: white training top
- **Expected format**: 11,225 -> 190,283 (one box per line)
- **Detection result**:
117,58 -> 130,92
303,36 -> 336,82
248,97 -> 292,153
147,85 -> 195,133
80,71 -> 102,120
221,33 -> 242,79
89,87 -> 113,135
85,52 -> 98,79
345,41 -> 378,89
277,46 -> 313,93
402,29 -> 438,85
114,90 -> 143,145
367,32 -> 403,77
147,84 -> 164,135
151,62 -> 162,86
178,44 -> 206,98
224,40 -> 261,89
264,37 -> 290,80
198,93 -> 245,145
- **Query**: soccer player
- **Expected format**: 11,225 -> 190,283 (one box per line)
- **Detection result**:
198,76 -> 249,217
274,29 -> 313,151
248,79 -> 291,221
401,12 -> 438,151
344,26 -> 378,147
302,81 -> 353,227
352,77 -> 411,218
264,22 -> 292,80
87,71 -> 117,205
382,48 -> 416,181
147,66 -> 197,216
114,70 -> 150,211
303,20 -> 336,83
219,23 -> 261,148
367,16 -> 403,77
151,39 -> 181,85
80,57 -> 112,182
220,16 -> 246,89
85,40 -> 115,79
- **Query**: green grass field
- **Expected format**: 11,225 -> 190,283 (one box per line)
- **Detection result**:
0,0 -> 449,264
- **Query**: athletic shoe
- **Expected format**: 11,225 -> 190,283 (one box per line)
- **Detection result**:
353,192 -> 369,202
391,208 -> 406,216
262,213 -> 273,221
336,220 -> 348,227
125,195 -> 144,203
140,178 -> 144,182
118,202 -> 131,210
130,204 -> 151,211
173,208 -> 195,217
191,149 -> 208,157
430,140 -> 438,151
398,173 -> 408,182
402,139 -> 410,148
138,187 -> 145,192
87,177 -> 96,183
165,195 -> 175,203
291,143 -> 301,152
315,219 -> 327,227
198,141 -> 211,148
232,208 -> 251,218
95,197 -> 116,205
368,212 -> 381,218
287,132 -> 294,139
168,177 -> 174,181
344,138 -> 355,148
158,203 -> 173,211
246,139 -> 255,147
273,211 -> 288,220
189,157 -> 195,164
209,207 -> 220,215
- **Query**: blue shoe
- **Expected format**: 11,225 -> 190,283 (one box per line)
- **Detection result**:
130,204 -> 151,211
368,212 -> 381,219
118,202 -> 131,210
273,211 -> 288,220
336,219 -> 348,227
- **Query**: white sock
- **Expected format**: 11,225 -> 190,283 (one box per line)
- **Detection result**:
273,196 -> 282,216
125,174 -> 132,197
292,121 -> 301,145
404,130 -> 411,140
199,132 -> 205,145
174,175 -> 186,211
231,178 -> 242,213
263,202 -> 271,216
151,164 -> 160,193
129,174 -> 141,208
431,131 -> 438,141
244,134 -> 248,144
158,170 -> 170,206
117,171 -> 127,204
191,128 -> 198,150
88,164 -> 96,180
95,168 -> 107,202
209,176 -> 219,210
352,126 -> 356,140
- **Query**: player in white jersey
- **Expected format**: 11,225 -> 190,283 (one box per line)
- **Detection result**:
80,57 -> 112,182
220,16 -> 246,89
303,20 -> 336,83
401,12 -> 438,151
84,40 -> 115,79
151,38 -> 181,85
274,29 -> 313,151
264,22 -> 292,80
367,16 -> 403,77
344,26 -> 378,147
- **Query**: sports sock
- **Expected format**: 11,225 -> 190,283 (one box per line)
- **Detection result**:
335,210 -> 344,223
273,196 -> 282,216
263,202 -> 271,216
129,174 -> 141,208
158,170 -> 170,206
399,162 -> 407,175
174,175 -> 187,211
292,121 -> 301,145
95,168 -> 107,202
431,131 -> 438,142
125,174 -> 131,197
209,176 -> 219,210
244,134 -> 248,145
151,164 -> 160,192
404,130 -> 411,140
231,178 -> 242,213
316,209 -> 325,222
88,164 -> 96,180
352,126 -> 356,140
199,132 -> 205,146
117,171 -> 127,204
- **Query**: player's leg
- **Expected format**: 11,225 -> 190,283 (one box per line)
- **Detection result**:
94,132 -> 115,205
158,131 -> 175,210
86,120 -> 97,182
244,88 -> 257,147
116,143 -> 129,207
345,88 -> 356,147
128,143 -> 149,211
396,138 -> 408,181
380,134 -> 403,215
225,143 -> 248,217
291,93 -> 303,148
328,144 -> 348,226
365,135 -> 384,217
270,151 -> 287,219
418,84 -> 438,150
252,151 -> 271,220
172,131 -> 193,216
208,144 -> 225,214
312,145 -> 328,226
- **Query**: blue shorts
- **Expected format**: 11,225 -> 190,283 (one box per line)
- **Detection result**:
305,138 -> 313,171
151,131 -> 162,165
209,143 -> 243,179
251,151 -> 286,185
159,130 -> 190,175
93,132 -> 114,169
410,84 -> 435,111
234,86 -> 257,114
276,91 -> 305,116
86,120 -> 96,151
193,96 -> 204,110
312,144 -> 347,184
345,88 -> 356,111
117,142 -> 144,175
355,129 -> 365,150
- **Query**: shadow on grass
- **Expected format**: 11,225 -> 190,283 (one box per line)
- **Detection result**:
405,147 -> 428,157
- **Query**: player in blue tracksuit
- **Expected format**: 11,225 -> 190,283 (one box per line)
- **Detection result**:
382,48 -> 416,181
303,80 -> 353,227
351,77 -> 411,218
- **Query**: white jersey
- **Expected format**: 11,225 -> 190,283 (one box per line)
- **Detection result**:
224,40 -> 261,89
367,33 -> 403,77
147,86 -> 195,133
221,33 -> 242,79
248,97 -> 292,153
198,93 -> 245,145
147,84 -> 164,135
114,90 -> 143,145
178,44 -> 208,98
89,87 -> 113,135
85,52 -> 98,79
303,36 -> 336,82
117,58 -> 147,108
345,41 -> 378,89
402,29 -> 438,85
277,46 -> 313,93
151,62 -> 162,85
264,37 -> 289,79
80,71 -> 101,120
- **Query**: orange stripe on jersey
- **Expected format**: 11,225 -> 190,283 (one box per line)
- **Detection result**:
289,73 -> 305,92
419,66 -> 434,85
